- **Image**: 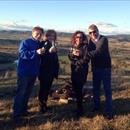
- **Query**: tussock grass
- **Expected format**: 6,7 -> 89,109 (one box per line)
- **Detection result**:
0,42 -> 130,130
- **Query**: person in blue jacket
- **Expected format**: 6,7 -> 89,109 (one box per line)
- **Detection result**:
13,26 -> 44,120
38,29 -> 59,113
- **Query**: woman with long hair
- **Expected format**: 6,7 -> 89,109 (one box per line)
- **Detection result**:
68,31 -> 89,117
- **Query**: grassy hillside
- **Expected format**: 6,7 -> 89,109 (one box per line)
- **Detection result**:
0,33 -> 130,130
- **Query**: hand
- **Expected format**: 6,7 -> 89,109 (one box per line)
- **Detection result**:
72,49 -> 80,56
36,48 -> 45,55
49,46 -> 57,53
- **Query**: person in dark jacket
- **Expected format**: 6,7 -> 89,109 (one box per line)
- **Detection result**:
68,31 -> 89,117
38,29 -> 59,113
87,24 -> 113,119
13,26 -> 44,120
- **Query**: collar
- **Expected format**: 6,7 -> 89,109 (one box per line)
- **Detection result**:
31,36 -> 39,43
95,34 -> 100,42
91,34 -> 100,44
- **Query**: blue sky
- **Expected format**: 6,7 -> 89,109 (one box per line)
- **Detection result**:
0,1 -> 130,34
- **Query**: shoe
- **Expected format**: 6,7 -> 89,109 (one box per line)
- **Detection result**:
39,106 -> 48,113
22,111 -> 30,117
39,107 -> 46,113
39,102 -> 51,113
76,110 -> 83,117
91,107 -> 100,112
75,107 -> 84,117
13,116 -> 24,124
103,113 -> 113,120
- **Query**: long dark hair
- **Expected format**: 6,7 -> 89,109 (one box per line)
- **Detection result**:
71,31 -> 88,46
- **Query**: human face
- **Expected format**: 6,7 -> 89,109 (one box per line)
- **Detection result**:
32,30 -> 43,41
75,33 -> 83,47
46,33 -> 56,42
88,28 -> 99,40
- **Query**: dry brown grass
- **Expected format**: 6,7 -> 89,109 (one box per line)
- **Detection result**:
0,38 -> 130,130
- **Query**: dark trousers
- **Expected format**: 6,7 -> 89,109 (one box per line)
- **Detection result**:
92,68 -> 112,113
13,76 -> 36,117
72,80 -> 84,109
71,66 -> 87,110
38,75 -> 54,107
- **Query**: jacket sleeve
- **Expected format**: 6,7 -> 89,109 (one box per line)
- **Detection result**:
19,40 -> 38,60
76,46 -> 90,65
54,53 -> 59,79
88,37 -> 108,58
76,56 -> 89,66
68,51 -> 75,61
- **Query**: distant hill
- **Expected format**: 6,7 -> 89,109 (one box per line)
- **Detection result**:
0,30 -> 31,40
0,30 -> 73,40
0,30 -> 130,45
0,39 -> 19,45
0,30 -> 73,45
108,34 -> 130,42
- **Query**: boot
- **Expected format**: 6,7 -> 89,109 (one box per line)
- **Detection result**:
39,101 -> 48,113
76,103 -> 83,117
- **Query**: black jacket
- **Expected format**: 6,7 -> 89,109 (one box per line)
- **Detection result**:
38,40 -> 59,80
87,35 -> 111,70
68,44 -> 89,83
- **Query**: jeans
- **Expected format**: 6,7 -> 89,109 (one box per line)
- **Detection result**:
13,75 -> 36,117
92,68 -> 112,113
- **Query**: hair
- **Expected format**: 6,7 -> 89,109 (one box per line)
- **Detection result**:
71,30 -> 88,46
32,26 -> 44,34
45,29 -> 57,41
88,24 -> 99,32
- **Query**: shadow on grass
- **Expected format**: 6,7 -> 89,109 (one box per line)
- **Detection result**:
86,97 -> 130,118
0,103 -> 83,129
113,98 -> 130,116
0,98 -> 130,129
0,74 -> 70,100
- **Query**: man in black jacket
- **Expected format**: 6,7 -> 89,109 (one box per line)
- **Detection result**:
87,24 -> 113,119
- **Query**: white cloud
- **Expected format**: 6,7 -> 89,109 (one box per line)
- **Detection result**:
0,20 -> 33,31
56,21 -> 130,35
0,20 -> 130,35
86,21 -> 130,35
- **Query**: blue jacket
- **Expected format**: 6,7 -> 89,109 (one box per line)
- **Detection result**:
17,37 -> 40,76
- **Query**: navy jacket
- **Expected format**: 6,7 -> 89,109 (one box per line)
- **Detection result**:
17,37 -> 40,76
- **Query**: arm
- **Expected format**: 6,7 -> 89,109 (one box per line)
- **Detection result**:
88,36 -> 108,58
19,40 -> 38,60
68,52 -> 75,61
54,53 -> 59,79
76,46 -> 90,65
68,47 -> 79,61
68,46 -> 89,65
